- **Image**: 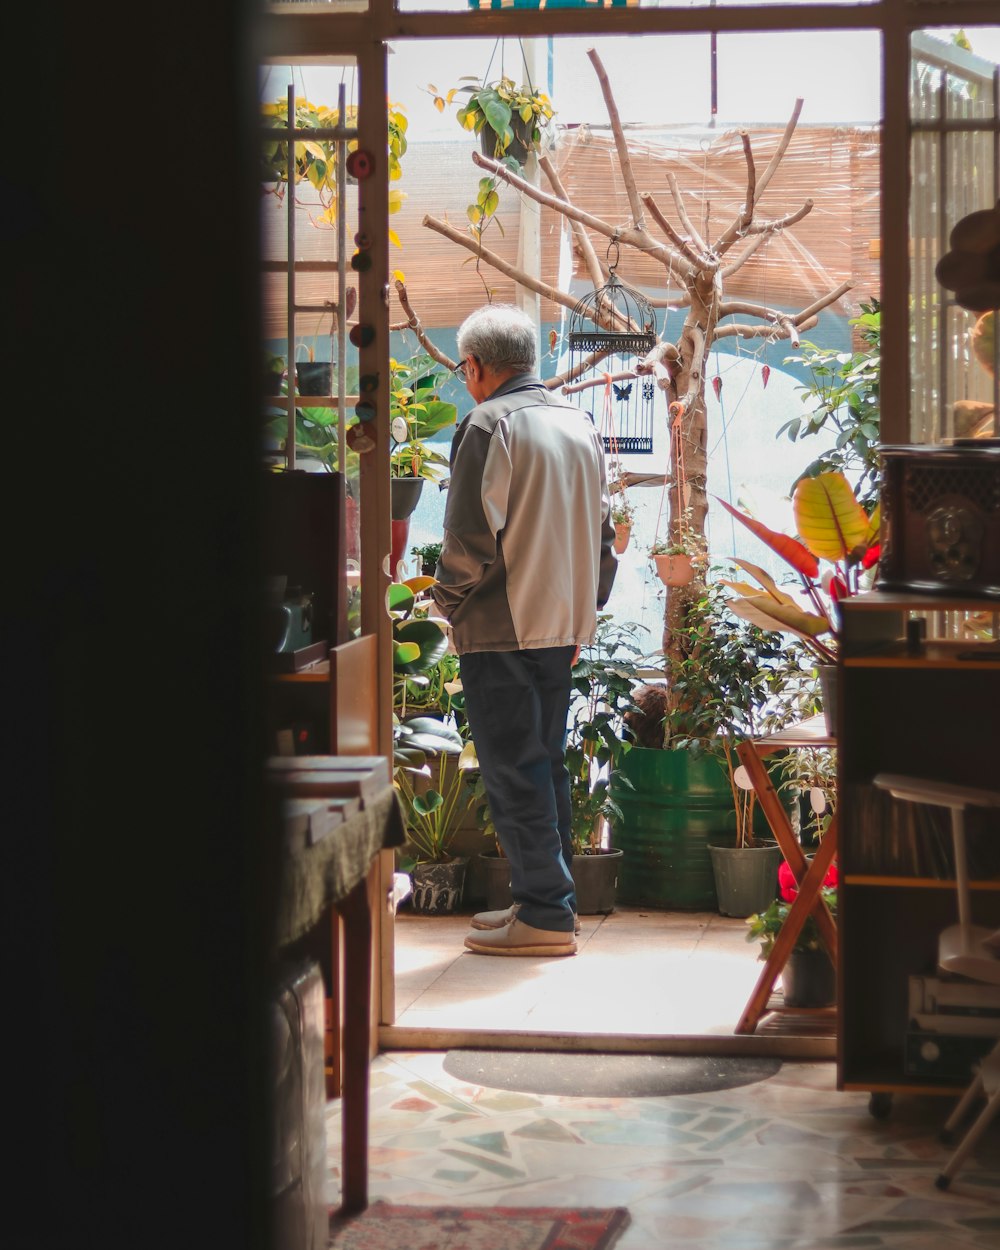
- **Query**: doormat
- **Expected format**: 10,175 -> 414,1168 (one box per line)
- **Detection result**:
443,1049 -> 782,1097
329,1202 -> 631,1250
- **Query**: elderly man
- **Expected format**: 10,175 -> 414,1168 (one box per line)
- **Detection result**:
432,304 -> 617,956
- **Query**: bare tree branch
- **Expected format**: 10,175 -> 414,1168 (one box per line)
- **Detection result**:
715,131 -> 756,257
470,150 -> 672,265
720,233 -> 769,279
587,47 -> 647,231
561,368 -> 638,396
744,200 -> 814,236
794,280 -> 853,323
424,213 -> 583,315
640,193 -> 699,272
754,97 -> 804,204
713,314 -> 819,342
393,280 -> 459,370
667,172 -> 711,263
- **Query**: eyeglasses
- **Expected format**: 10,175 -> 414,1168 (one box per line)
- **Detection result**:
453,361 -> 468,383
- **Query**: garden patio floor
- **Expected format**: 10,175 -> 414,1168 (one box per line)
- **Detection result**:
390,904 -> 835,1044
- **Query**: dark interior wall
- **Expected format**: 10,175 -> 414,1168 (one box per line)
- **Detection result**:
8,6 -> 273,1247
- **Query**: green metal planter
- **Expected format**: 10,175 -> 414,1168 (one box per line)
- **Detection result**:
610,747 -> 733,910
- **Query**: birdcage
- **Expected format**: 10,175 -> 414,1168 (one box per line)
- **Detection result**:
566,245 -> 657,454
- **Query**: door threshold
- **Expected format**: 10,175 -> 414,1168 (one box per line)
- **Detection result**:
379,1025 -> 835,1060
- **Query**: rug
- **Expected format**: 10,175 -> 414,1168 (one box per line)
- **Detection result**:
443,1049 -> 782,1097
329,1202 -> 631,1249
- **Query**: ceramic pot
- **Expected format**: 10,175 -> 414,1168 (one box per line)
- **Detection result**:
479,113 -> 534,165
571,848 -> 622,915
410,857 -> 468,915
613,522 -> 631,554
390,476 -> 425,521
708,841 -> 782,918
781,946 -> 836,1007
294,361 -> 332,395
653,553 -> 695,586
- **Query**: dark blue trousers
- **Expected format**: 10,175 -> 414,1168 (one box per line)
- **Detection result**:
458,646 -> 577,933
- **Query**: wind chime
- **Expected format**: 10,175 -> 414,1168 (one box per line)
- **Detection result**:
566,241 -> 657,454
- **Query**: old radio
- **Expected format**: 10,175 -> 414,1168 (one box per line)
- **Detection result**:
877,441 -> 1000,599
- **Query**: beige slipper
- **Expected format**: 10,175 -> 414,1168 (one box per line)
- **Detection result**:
464,918 -> 577,957
470,903 -> 581,935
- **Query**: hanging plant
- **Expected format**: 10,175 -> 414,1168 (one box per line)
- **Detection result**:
261,96 -> 408,236
425,65 -> 554,236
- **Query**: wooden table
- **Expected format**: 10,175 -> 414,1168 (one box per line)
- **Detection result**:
734,715 -> 838,1035
271,773 -> 405,1215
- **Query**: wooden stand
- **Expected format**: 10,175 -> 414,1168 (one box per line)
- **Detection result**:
735,715 -> 838,1035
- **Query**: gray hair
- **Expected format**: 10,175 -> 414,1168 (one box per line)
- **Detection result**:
456,304 -> 537,374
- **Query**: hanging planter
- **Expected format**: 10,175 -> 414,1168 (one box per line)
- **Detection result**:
613,522 -> 632,555
653,552 -> 695,587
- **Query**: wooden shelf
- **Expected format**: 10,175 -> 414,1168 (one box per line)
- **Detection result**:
837,592 -> 1000,1103
845,640 -> 1000,669
843,874 -> 1000,890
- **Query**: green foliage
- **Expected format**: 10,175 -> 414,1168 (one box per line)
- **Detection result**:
745,887 -> 837,959
261,96 -> 408,232
394,731 -> 476,864
411,541 -> 443,571
388,578 -> 449,679
661,578 -> 805,847
425,75 -> 554,236
779,299 -> 881,510
389,355 -> 458,481
566,617 -> 648,854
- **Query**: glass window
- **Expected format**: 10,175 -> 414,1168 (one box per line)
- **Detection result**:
909,27 -> 1000,444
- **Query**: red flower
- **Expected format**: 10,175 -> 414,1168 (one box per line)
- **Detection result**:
861,541 -> 880,570
778,858 -> 837,902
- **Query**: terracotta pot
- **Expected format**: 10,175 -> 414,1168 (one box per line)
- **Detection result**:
653,552 -> 695,586
613,522 -> 631,554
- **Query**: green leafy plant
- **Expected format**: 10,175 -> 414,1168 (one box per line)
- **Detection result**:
425,75 -> 554,234
779,299 -> 881,510
746,861 -> 838,959
410,541 -> 443,574
652,579 -> 805,848
389,355 -> 458,481
718,469 -> 880,664
610,493 -> 635,527
392,716 -> 476,865
261,96 -> 408,236
566,617 -> 647,854
389,576 -> 449,685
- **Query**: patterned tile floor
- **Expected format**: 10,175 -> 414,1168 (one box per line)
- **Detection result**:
328,1050 -> 1000,1249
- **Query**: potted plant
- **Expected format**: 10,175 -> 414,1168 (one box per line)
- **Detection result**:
426,74 -> 554,167
410,540 -> 443,578
717,468 -> 880,736
610,493 -> 634,555
563,616 -> 647,913
389,354 -> 458,516
425,74 -> 554,233
261,95 -> 408,230
610,580 -> 799,913
746,860 -> 838,1007
394,716 -> 477,914
649,510 -> 707,587
389,574 -> 473,913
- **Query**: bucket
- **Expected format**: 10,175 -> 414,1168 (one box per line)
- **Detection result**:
609,748 -> 731,909
708,842 -> 782,918
571,848 -> 622,915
